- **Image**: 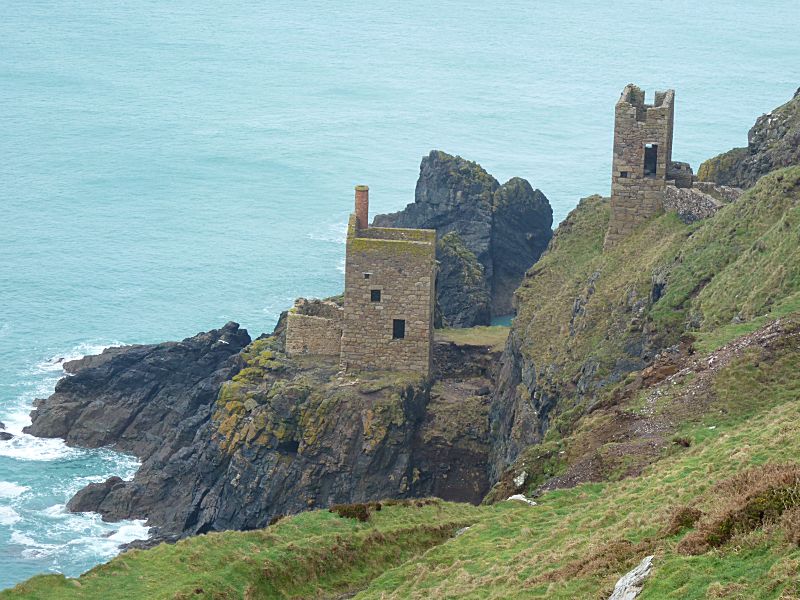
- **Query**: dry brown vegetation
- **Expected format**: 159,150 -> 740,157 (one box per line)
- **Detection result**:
678,464 -> 800,555
663,505 -> 704,536
526,537 -> 657,586
781,506 -> 800,546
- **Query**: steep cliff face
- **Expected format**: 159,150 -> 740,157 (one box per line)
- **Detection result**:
489,195 -> 677,477
26,325 -> 494,543
489,166 -> 800,478
698,88 -> 800,188
434,232 -> 491,328
373,150 -> 552,326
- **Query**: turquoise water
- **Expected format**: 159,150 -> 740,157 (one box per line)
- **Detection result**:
1,0 -> 798,588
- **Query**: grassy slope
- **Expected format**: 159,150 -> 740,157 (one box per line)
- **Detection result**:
508,167 -> 800,435
435,325 -> 510,352
2,502 -> 485,600
651,166 -> 800,338
356,319 -> 800,599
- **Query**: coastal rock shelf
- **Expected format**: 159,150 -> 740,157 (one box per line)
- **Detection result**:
25,323 -> 497,545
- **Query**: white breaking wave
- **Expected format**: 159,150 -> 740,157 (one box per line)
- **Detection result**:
0,341 -> 126,459
0,434 -> 85,462
0,338 -> 151,585
10,513 -> 151,562
307,221 -> 348,244
0,481 -> 29,499
0,506 -> 21,526
10,531 -> 62,559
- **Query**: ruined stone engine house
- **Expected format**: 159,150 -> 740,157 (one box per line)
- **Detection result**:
285,186 -> 436,376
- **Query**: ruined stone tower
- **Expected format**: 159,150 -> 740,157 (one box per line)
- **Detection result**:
339,186 -> 436,375
604,84 -> 675,249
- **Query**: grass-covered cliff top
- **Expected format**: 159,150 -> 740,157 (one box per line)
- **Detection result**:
435,325 -> 509,352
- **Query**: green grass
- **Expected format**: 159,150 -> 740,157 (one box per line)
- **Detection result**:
692,293 -> 800,354
6,170 -> 800,599
505,167 -> 800,447
652,166 -> 800,334
2,502 -> 485,600
435,325 -> 510,351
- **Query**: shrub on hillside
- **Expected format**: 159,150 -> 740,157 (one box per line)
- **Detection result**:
329,501 -> 389,522
677,464 -> 800,555
664,505 -> 703,535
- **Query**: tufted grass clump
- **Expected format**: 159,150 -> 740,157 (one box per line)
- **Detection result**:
781,507 -> 800,546
330,502 -> 382,522
664,505 -> 703,536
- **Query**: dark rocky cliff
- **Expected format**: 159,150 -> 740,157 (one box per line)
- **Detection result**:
373,150 -> 552,326
698,87 -> 800,188
26,324 -> 495,543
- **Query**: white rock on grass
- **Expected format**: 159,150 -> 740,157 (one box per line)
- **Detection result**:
506,494 -> 537,506
608,555 -> 654,600
513,470 -> 527,488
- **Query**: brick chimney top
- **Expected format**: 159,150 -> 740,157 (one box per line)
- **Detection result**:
355,185 -> 369,229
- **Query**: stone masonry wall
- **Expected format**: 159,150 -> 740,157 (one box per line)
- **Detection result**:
663,184 -> 723,224
285,299 -> 343,357
693,181 -> 743,204
605,85 -> 675,249
340,215 -> 436,375
663,183 -> 743,224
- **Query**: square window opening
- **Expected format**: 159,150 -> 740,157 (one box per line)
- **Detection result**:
370,289 -> 381,302
392,319 -> 406,339
363,273 -> 371,280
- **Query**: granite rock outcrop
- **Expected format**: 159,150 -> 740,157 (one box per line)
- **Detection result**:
373,150 -> 552,326
698,87 -> 800,188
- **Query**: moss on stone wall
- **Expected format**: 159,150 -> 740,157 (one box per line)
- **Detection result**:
348,236 -> 436,258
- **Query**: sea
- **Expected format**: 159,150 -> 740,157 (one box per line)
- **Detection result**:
1,0 -> 798,589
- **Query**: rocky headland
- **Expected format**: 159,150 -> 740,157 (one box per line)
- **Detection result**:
25,322 -> 497,543
374,150 -> 553,326
698,87 -> 800,188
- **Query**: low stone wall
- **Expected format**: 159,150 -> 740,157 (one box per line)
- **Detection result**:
663,185 -> 724,224
285,298 -> 344,357
285,313 -> 342,357
693,182 -> 743,204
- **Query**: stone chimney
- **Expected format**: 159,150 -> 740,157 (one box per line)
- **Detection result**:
355,185 -> 369,229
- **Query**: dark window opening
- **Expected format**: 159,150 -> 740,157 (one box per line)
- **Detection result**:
620,171 -> 629,178
370,289 -> 381,302
392,319 -> 406,339
363,273 -> 371,279
644,144 -> 658,178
